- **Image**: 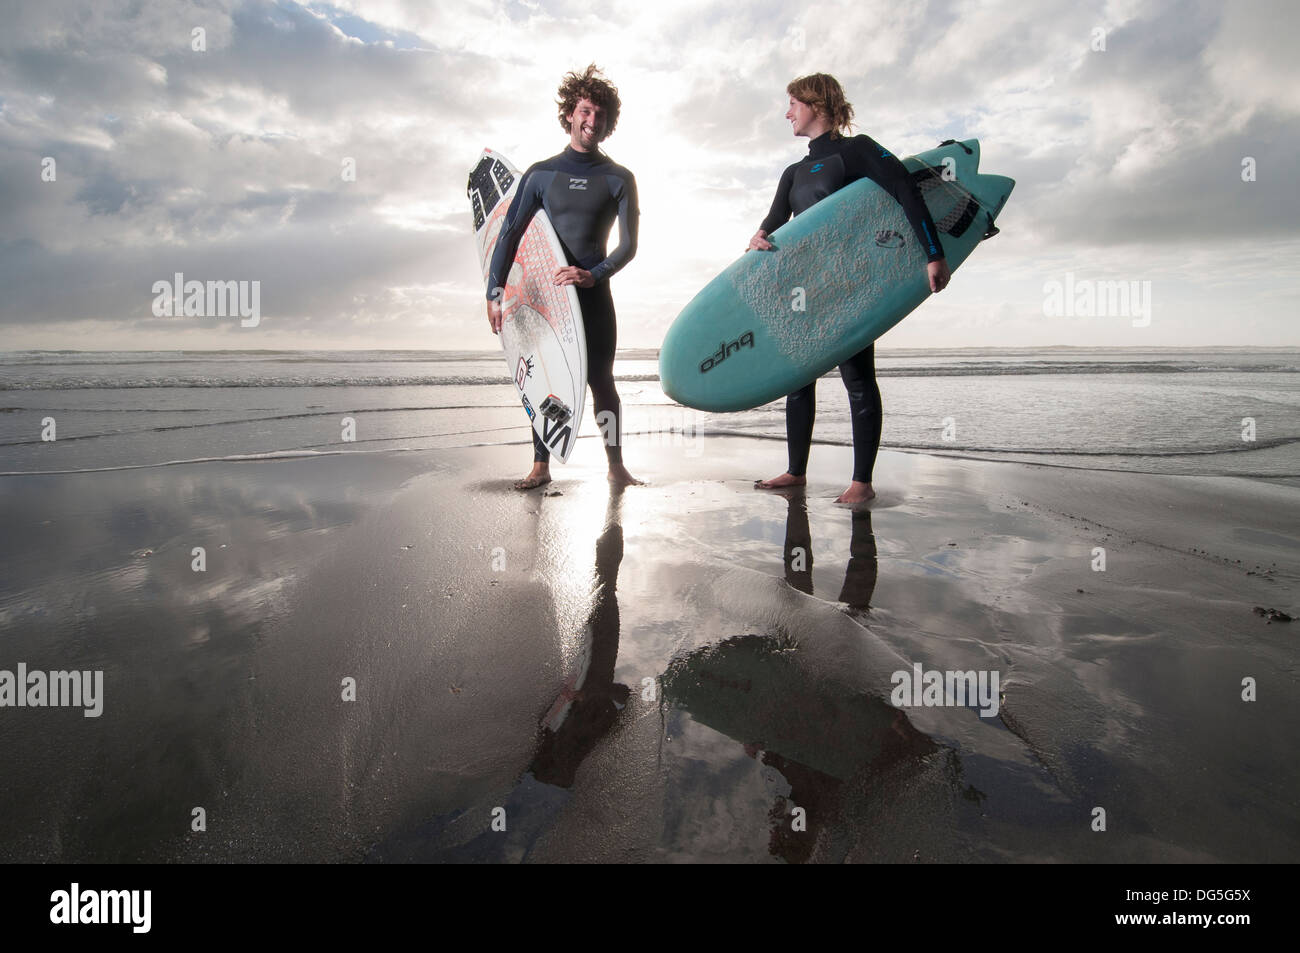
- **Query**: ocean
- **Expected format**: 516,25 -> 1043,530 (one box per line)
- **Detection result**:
2,347 -> 1297,481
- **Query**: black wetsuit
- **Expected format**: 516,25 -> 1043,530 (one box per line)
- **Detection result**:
487,146 -> 638,464
759,131 -> 944,483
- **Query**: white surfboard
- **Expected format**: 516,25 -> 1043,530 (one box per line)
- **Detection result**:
468,148 -> 588,462
540,619 -> 594,733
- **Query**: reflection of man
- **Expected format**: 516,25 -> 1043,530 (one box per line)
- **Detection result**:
749,73 -> 950,504
485,64 -> 641,491
531,489 -> 630,787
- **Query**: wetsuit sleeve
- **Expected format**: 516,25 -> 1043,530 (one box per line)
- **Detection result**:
854,137 -> 945,263
759,163 -> 797,235
588,171 -> 639,284
486,167 -> 545,301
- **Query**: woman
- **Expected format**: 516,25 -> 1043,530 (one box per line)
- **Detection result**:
749,73 -> 951,503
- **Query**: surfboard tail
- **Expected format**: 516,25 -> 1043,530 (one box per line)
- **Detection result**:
972,173 -> 1015,238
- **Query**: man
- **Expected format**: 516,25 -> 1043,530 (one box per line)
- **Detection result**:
486,64 -> 641,490
749,73 -> 951,504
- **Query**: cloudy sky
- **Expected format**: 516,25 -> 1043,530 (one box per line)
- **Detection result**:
1,0 -> 1296,350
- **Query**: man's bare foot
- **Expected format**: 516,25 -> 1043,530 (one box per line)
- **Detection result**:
754,472 -> 806,490
835,481 -> 876,504
513,463 -> 551,491
607,464 -> 644,487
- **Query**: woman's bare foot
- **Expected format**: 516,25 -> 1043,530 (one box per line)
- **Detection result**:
835,481 -> 876,504
513,463 -> 551,490
608,463 -> 644,486
754,472 -> 806,490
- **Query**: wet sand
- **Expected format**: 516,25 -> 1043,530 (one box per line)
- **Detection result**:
1,436 -> 1296,862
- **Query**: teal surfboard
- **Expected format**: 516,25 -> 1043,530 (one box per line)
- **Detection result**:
659,140 -> 1014,412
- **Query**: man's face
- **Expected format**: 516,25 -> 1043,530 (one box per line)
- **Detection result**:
786,97 -> 819,137
567,98 -> 607,151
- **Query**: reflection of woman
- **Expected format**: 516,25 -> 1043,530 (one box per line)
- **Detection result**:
749,73 -> 951,504
663,631 -> 937,862
780,491 -> 878,611
838,509 -> 879,611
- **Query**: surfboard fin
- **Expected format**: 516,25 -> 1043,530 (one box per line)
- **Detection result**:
540,395 -> 573,425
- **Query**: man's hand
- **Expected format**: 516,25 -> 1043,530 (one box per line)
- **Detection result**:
554,266 -> 594,288
486,298 -> 503,335
746,229 -> 773,252
927,258 -> 951,293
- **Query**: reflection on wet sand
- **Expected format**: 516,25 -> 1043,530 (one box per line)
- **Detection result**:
531,489 -> 631,787
663,501 -> 937,862
365,483 -> 635,862
779,489 -> 879,611
8,434 -> 1298,863
662,629 -> 937,861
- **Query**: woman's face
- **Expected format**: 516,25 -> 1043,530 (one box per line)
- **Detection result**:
786,97 -> 822,137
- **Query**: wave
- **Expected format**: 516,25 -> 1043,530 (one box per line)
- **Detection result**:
0,407 -> 528,447
3,362 -> 1296,390
877,362 -> 1299,376
637,426 -> 1300,458
6,429 -> 1296,479
0,374 -> 665,390
0,447 -> 413,477
0,350 -> 507,363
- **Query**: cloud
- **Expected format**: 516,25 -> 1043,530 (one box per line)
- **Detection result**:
0,0 -> 1296,349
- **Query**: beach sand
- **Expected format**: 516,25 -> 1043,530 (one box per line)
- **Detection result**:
1,434 -> 1296,862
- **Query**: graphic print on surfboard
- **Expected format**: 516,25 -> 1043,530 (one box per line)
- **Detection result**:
468,148 -> 588,462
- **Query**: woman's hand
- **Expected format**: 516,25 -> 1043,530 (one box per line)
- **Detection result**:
927,258 -> 951,293
486,299 -> 503,335
746,229 -> 773,252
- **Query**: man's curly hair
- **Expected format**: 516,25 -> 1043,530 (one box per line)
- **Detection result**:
556,64 -> 621,140
787,73 -> 855,137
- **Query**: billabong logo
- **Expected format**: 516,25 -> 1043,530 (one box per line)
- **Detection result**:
810,162 -> 824,173
874,229 -> 905,248
568,177 -> 587,190
699,331 -> 755,373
